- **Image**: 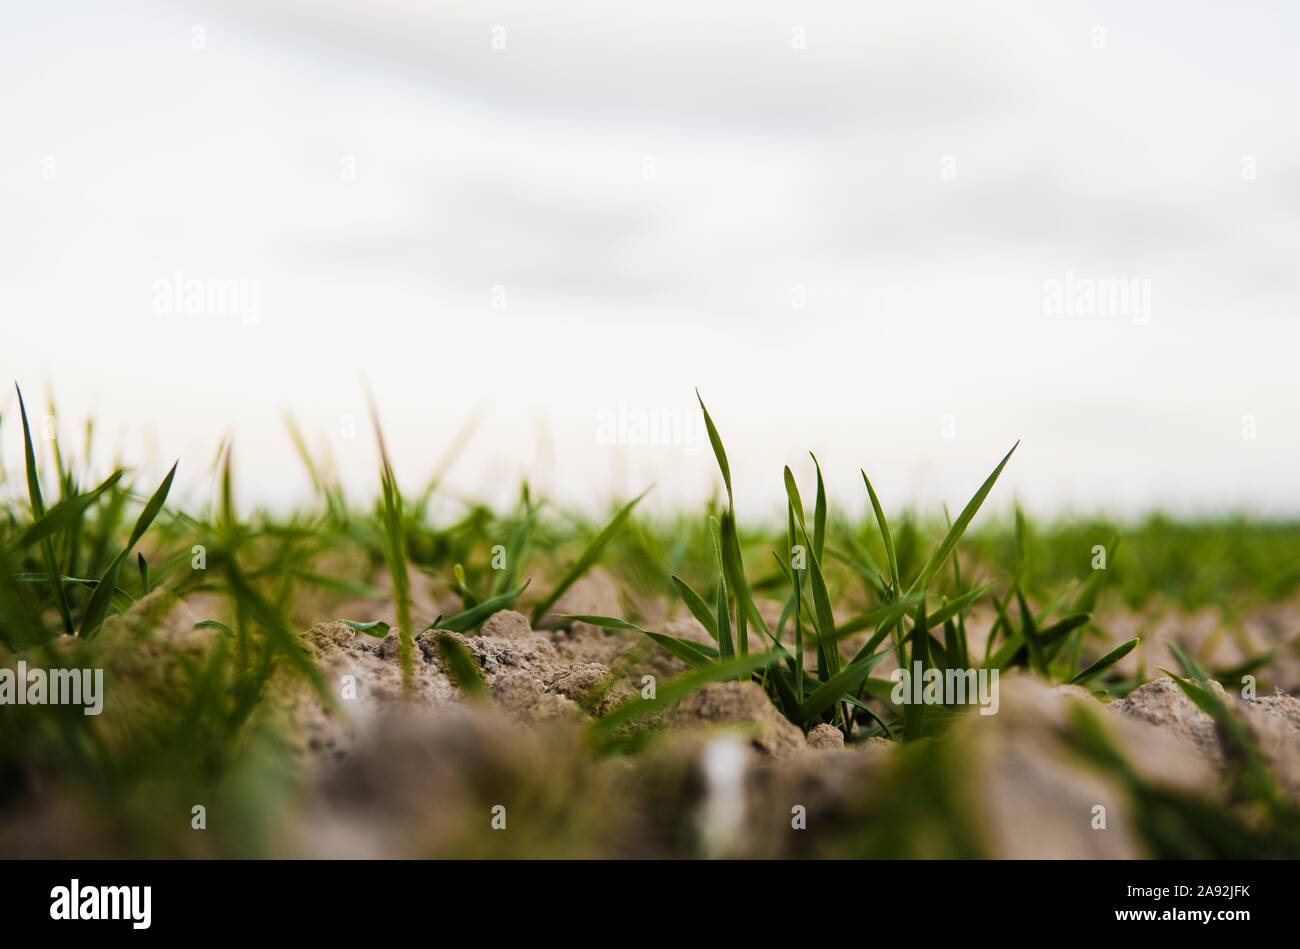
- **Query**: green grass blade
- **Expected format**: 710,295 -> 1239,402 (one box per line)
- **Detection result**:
16,384 -> 74,636
436,580 -> 531,634
588,648 -> 782,743
370,395 -> 414,690
80,462 -> 176,638
695,390 -> 732,506
862,470 -> 900,594
1072,535 -> 1121,614
1167,640 -> 1208,681
783,467 -> 841,677
788,502 -> 804,699
902,598 -> 930,742
434,631 -> 488,700
670,575 -> 720,643
1068,637 -> 1139,685
562,614 -> 717,668
811,453 -> 827,562
530,488 -> 649,626
1016,586 -> 1045,674
799,646 -> 892,721
16,384 -> 46,517
342,619 -> 391,637
7,469 -> 123,553
906,442 -> 1018,596
706,515 -> 735,660
124,461 -> 177,550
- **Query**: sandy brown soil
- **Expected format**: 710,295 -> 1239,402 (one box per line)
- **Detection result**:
4,571 -> 1298,858
264,573 -> 1300,858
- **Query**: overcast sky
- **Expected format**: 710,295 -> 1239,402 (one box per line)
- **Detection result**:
2,0 -> 1297,521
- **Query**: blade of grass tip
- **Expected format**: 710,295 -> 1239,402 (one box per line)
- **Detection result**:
284,412 -> 325,502
529,487 -> 650,626
342,619 -> 391,637
137,552 -> 149,596
561,614 -> 717,669
811,453 -> 827,562
863,468 -> 908,670
696,393 -> 773,653
125,465 -> 176,549
8,469 -> 123,553
17,384 -> 74,636
415,402 -> 487,513
862,471 -> 899,596
193,619 -> 236,637
451,563 -> 479,608
1068,638 -> 1139,685
219,439 -> 236,537
784,465 -> 843,724
368,390 -> 415,691
783,469 -> 839,675
907,441 -> 1018,597
696,390 -> 732,507
671,575 -> 720,644
81,462 -> 177,638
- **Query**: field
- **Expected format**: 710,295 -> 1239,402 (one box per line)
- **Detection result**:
2,386 -> 1298,859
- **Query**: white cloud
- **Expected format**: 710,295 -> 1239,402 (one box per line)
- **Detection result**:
1,0 -> 1296,516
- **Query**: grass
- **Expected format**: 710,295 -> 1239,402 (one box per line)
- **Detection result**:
2,382 -> 1299,856
578,400 -> 1148,744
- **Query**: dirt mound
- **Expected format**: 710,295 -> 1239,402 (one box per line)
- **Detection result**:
666,681 -> 806,758
51,589 -> 1296,859
1115,675 -> 1300,803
